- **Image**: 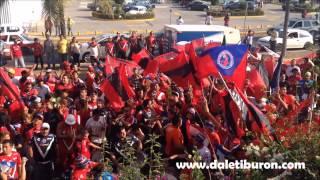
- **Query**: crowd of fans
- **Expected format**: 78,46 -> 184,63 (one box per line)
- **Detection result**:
0,30 -> 319,180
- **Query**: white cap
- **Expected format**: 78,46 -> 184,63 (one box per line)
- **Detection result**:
65,114 -> 76,126
34,97 -> 41,103
42,122 -> 50,129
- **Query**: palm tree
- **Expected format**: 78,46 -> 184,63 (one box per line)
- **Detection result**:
42,0 -> 66,36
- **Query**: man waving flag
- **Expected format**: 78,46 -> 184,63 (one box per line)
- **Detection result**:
196,45 -> 248,90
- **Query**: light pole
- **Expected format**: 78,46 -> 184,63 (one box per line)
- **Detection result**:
243,2 -> 248,33
170,8 -> 172,24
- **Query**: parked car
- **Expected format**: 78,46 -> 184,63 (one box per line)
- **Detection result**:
186,1 -> 210,11
223,1 -> 257,10
79,33 -> 130,62
126,6 -> 147,15
123,3 -> 135,12
0,40 -> 11,59
0,33 -> 34,58
0,24 -> 26,35
135,1 -> 155,9
272,18 -> 320,40
257,29 -> 314,51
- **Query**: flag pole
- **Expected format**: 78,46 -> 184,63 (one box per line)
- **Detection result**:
308,72 -> 317,133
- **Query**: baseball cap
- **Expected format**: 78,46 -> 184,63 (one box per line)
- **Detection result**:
34,97 -> 42,104
42,122 -> 50,129
65,114 -> 76,126
7,68 -> 15,75
75,155 -> 90,169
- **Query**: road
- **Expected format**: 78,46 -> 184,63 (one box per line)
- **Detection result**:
59,1 -> 302,34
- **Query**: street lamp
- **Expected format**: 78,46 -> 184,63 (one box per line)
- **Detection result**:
243,2 -> 248,33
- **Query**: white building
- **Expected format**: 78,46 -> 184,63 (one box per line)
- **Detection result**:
0,0 -> 42,27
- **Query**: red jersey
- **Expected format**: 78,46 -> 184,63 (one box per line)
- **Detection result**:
76,138 -> 91,159
0,152 -> 22,180
55,83 -> 74,93
105,42 -> 114,56
10,44 -> 23,58
31,43 -> 43,56
118,39 -> 128,52
147,35 -> 156,48
21,89 -> 39,99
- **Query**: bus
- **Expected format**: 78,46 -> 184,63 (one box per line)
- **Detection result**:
163,24 -> 241,49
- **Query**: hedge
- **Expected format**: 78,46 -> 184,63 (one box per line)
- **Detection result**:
208,8 -> 264,17
92,11 -> 155,20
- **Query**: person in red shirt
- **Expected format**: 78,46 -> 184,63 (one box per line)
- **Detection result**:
55,74 -> 74,94
75,129 -> 102,159
56,114 -> 79,174
10,39 -> 26,68
71,154 -> 100,180
20,82 -> 39,104
272,85 -> 298,116
128,31 -> 139,58
224,14 -> 230,26
165,115 -> 185,157
31,38 -> 44,70
0,140 -> 23,180
146,31 -> 156,55
287,68 -> 302,94
105,37 -> 115,57
117,36 -> 129,59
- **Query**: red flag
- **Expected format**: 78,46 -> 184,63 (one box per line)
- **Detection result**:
262,55 -> 276,80
131,49 -> 151,64
246,68 -> 267,99
131,49 -> 158,75
159,52 -> 199,88
196,45 -> 248,90
104,56 -> 138,76
100,79 -> 124,111
119,64 -> 135,98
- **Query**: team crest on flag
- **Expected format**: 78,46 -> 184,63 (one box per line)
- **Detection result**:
217,50 -> 234,70
196,45 -> 248,89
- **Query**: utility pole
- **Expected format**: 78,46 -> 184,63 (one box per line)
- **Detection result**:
281,0 -> 290,58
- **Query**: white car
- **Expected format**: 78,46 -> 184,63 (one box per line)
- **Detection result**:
79,33 -> 130,61
126,6 -> 147,15
0,33 -> 34,59
257,29 -> 314,51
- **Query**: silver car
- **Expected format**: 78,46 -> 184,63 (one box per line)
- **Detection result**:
273,18 -> 320,39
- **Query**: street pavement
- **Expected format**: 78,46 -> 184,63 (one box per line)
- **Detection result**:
59,1 -> 302,34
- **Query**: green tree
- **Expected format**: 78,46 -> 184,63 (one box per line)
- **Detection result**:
114,0 -> 124,5
99,0 -> 114,19
42,0 -> 66,36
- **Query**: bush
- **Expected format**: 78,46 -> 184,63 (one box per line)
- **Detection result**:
92,11 -> 155,20
208,8 -> 264,17
124,11 -> 155,19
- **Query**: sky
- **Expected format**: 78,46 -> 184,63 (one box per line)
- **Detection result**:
8,0 -> 43,26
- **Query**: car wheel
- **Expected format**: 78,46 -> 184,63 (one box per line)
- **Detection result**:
275,44 -> 282,52
82,52 -> 90,62
203,7 -> 208,12
188,7 -> 192,10
304,42 -> 313,50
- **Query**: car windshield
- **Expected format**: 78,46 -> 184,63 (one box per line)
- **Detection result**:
21,34 -> 33,41
288,20 -> 296,27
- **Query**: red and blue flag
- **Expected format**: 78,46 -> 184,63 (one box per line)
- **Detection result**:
196,45 -> 248,90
